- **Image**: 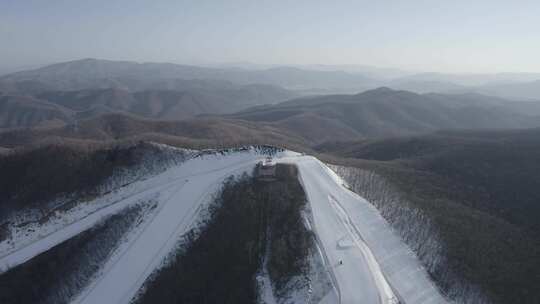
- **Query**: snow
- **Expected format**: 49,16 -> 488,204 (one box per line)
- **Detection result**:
0,148 -> 272,273
257,257 -> 278,304
67,199 -> 160,302
280,155 -> 447,304
1,147 -> 446,304
337,236 -> 355,249
0,145 -> 193,261
76,165 -> 259,303
1,190 -> 160,271
319,291 -> 340,304
72,149 -> 271,304
282,156 -> 394,304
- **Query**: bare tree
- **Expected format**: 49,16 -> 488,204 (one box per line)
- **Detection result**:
328,165 -> 492,304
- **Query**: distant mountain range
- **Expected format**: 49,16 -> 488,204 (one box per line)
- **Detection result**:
2,58 -> 540,148
0,58 -> 378,93
3,58 -> 540,304
2,59 -> 540,99
0,82 -> 296,129
3,87 -> 540,150
391,77 -> 540,101
0,95 -> 74,129
225,88 -> 540,140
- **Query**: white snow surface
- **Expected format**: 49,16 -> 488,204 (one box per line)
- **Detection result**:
280,155 -> 448,304
0,145 -> 194,261
0,149 -> 279,272
73,149 -> 285,304
1,148 -> 447,304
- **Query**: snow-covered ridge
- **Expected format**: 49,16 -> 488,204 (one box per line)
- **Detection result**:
0,146 -> 287,271
1,145 -> 446,304
0,143 -> 193,261
279,156 -> 448,304
74,147 -> 292,304
330,165 -> 491,304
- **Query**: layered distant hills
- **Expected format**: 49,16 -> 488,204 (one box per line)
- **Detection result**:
0,58 -> 377,93
3,87 -> 540,150
3,58 -> 540,98
226,88 -> 540,140
0,83 -> 296,129
3,59 -> 540,304
2,58 -> 540,149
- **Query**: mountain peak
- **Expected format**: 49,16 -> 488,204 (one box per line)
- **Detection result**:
372,86 -> 395,92
356,87 -> 396,95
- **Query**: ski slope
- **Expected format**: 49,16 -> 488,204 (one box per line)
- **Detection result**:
281,155 -> 447,304
282,156 -> 396,304
0,150 -> 267,273
1,148 -> 447,303
74,160 -> 261,304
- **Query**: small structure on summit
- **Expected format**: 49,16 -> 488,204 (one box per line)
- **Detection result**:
257,156 -> 276,181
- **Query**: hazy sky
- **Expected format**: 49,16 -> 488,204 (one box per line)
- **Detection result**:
1,0 -> 540,73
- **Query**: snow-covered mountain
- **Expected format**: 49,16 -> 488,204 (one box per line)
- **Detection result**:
0,144 -> 446,304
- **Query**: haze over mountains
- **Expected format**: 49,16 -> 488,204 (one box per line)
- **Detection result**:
3,58 -> 540,97
0,60 -> 302,129
227,88 -> 540,140
2,58 -> 540,149
2,59 -> 540,304
5,0 -> 540,302
3,88 -> 540,152
0,58 -> 377,93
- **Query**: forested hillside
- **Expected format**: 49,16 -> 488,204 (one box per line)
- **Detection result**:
318,129 -> 540,304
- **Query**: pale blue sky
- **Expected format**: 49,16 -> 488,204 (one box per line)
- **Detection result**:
1,0 -> 539,73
